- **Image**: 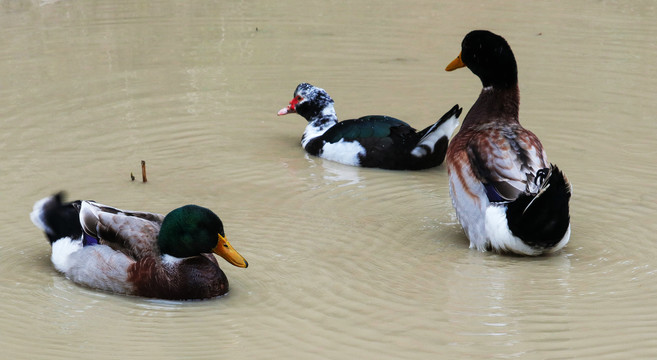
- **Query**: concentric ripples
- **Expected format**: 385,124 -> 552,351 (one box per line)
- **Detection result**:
2,0 -> 657,359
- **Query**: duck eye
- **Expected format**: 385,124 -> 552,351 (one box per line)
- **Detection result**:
295,95 -> 303,101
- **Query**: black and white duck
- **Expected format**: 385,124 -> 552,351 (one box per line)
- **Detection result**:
278,83 -> 462,170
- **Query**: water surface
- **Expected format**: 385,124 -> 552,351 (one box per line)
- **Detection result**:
1,0 -> 657,358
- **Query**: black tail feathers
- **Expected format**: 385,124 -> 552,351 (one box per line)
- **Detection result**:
436,104 -> 462,127
506,165 -> 571,249
31,192 -> 83,244
438,104 -> 463,122
419,104 -> 462,136
410,105 -> 462,167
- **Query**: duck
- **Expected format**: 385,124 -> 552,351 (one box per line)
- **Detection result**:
444,30 -> 572,256
278,83 -> 462,170
30,192 -> 248,299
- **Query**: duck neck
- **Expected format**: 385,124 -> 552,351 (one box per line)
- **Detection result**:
301,105 -> 338,148
461,84 -> 520,130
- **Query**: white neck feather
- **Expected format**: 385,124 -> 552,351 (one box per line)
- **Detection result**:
301,104 -> 338,147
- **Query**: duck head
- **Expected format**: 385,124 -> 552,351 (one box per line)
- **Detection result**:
278,83 -> 337,122
158,205 -> 248,268
446,30 -> 518,89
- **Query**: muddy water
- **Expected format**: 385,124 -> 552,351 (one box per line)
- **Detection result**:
1,0 -> 657,358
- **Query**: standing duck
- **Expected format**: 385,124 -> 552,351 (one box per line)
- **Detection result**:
278,83 -> 462,170
444,30 -> 571,255
30,193 -> 248,299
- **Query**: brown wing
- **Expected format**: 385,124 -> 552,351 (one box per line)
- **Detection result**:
466,124 -> 548,201
80,201 -> 165,259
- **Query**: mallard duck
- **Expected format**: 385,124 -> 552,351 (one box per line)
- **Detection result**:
278,83 -> 462,170
30,193 -> 248,299
444,30 -> 572,255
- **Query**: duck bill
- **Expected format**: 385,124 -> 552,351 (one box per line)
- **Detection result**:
445,52 -> 466,71
277,105 -> 295,116
213,234 -> 248,268
277,96 -> 300,116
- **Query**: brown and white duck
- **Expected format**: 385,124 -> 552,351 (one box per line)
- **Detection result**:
445,30 -> 572,255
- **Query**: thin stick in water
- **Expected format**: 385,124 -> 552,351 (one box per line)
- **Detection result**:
141,160 -> 147,183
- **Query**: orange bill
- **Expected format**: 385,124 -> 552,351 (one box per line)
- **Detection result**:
445,52 -> 466,71
213,233 -> 248,268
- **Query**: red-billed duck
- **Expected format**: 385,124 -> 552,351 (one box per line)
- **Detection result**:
278,83 -> 462,170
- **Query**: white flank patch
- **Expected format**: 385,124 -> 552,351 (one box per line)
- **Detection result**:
484,206 -> 540,256
320,139 -> 365,166
411,114 -> 459,158
449,167 -> 488,250
60,243 -> 134,294
51,237 -> 83,273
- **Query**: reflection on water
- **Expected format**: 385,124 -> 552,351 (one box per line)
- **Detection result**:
2,0 -> 657,359
444,254 -> 574,356
315,156 -> 364,187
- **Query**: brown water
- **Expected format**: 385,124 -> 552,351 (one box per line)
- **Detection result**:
2,0 -> 657,358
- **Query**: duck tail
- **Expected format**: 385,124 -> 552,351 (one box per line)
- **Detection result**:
30,192 -> 83,244
506,165 -> 572,251
410,104 -> 461,159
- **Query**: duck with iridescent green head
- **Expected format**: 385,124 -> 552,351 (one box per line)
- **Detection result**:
30,193 -> 248,300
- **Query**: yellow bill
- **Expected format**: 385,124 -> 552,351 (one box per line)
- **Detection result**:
213,233 -> 248,268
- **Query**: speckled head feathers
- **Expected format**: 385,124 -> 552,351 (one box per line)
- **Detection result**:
290,83 -> 335,121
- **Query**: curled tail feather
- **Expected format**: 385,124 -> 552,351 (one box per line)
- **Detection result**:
411,104 -> 461,158
506,164 -> 572,250
30,192 -> 83,244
